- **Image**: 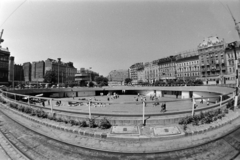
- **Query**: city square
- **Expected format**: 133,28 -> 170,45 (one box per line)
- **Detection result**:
0,0 -> 240,160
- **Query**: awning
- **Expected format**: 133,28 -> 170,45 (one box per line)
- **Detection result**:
223,74 -> 236,78
197,75 -> 221,80
160,77 -> 176,80
35,94 -> 43,97
0,82 -> 8,85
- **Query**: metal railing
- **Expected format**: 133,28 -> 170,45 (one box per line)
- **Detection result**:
0,88 -> 236,125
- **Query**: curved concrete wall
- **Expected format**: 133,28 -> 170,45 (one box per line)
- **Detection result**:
1,86 -> 235,125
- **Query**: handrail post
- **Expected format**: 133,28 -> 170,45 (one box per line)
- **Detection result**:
88,101 -> 91,119
143,99 -> 145,126
220,95 -> 222,107
50,98 -> 53,113
192,98 -> 195,116
28,96 -> 30,107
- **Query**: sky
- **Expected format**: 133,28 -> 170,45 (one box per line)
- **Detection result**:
0,0 -> 240,76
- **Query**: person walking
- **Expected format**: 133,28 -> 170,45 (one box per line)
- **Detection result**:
200,96 -> 203,104
42,100 -> 45,107
207,98 -> 209,105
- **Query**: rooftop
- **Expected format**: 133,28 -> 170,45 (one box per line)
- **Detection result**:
0,47 -> 10,54
198,36 -> 224,49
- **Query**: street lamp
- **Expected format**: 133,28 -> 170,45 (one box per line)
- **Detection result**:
57,58 -> 61,87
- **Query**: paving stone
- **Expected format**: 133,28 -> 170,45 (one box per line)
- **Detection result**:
101,133 -> 107,138
80,130 -> 86,135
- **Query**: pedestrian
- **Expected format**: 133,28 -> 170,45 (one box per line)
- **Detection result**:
56,101 -> 60,106
207,98 -> 209,105
200,96 -> 203,103
160,103 -> 164,112
194,103 -> 198,109
42,100 -> 45,107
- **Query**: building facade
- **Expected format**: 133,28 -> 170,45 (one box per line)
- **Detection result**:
23,62 -> 31,82
129,62 -> 144,84
158,56 -> 177,80
198,36 -> 226,82
152,60 -> 160,81
45,58 -> 64,83
31,62 -> 37,82
0,36 -> 10,85
65,62 -> 77,84
144,62 -> 151,83
224,41 -> 240,83
75,68 -> 99,86
14,64 -> 24,82
8,56 -> 14,84
136,68 -> 145,83
107,69 -> 129,84
45,58 -> 77,84
175,50 -> 200,80
31,61 -> 45,82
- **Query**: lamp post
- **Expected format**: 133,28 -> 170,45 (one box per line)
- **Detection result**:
57,58 -> 61,87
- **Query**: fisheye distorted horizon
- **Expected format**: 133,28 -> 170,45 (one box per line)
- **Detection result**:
0,0 -> 239,76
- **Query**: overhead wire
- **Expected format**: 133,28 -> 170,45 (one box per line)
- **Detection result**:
0,0 -> 27,28
218,0 -> 229,13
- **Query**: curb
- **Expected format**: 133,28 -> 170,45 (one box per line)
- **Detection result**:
3,104 -> 109,140
2,100 -> 240,141
184,111 -> 240,136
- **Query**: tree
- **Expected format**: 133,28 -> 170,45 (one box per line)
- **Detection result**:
43,70 -> 57,84
176,79 -> 185,85
88,81 -> 94,87
95,76 -> 108,86
142,81 -> 150,86
154,80 -> 165,86
194,79 -> 203,86
186,79 -> 194,86
137,80 -> 143,85
166,79 -> 176,86
125,78 -> 132,85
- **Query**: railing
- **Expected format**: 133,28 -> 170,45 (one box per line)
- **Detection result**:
0,87 -> 235,123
